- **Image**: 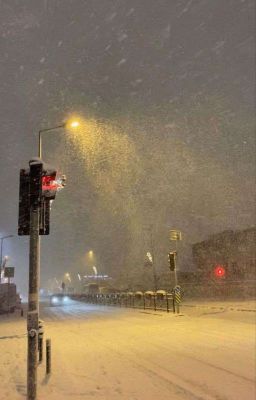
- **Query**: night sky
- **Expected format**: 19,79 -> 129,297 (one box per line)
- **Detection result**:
0,0 -> 255,294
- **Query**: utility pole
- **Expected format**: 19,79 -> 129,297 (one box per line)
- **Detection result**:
27,160 -> 42,400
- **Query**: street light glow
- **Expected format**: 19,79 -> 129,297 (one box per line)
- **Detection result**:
146,252 -> 153,263
65,272 -> 71,282
65,118 -> 80,130
70,120 -> 79,128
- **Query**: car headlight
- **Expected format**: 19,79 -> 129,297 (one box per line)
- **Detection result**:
51,296 -> 59,304
63,296 -> 69,303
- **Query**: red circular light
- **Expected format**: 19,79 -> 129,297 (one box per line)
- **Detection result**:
214,265 -> 225,277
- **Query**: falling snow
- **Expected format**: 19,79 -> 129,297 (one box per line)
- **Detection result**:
0,0 -> 254,308
117,58 -> 127,67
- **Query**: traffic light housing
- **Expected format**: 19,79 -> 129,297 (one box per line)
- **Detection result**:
18,169 -> 30,235
42,166 -> 57,200
18,160 -> 60,236
168,252 -> 176,271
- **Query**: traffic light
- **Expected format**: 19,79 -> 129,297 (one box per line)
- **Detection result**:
29,160 -> 43,206
169,230 -> 182,241
42,167 -> 57,200
18,169 -> 30,235
214,265 -> 225,278
168,252 -> 176,271
18,160 -> 60,236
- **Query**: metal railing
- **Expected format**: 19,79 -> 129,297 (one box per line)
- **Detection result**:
71,291 -> 177,313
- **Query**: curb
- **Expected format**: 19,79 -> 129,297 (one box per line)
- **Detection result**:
182,304 -> 256,312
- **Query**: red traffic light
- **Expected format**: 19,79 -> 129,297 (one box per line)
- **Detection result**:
214,265 -> 225,277
42,175 -> 57,191
42,172 -> 58,200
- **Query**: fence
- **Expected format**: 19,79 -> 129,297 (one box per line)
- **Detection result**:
71,291 -> 176,313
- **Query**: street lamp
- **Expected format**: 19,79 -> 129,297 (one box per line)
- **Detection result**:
0,235 -> 14,283
38,119 -> 80,158
64,272 -> 71,282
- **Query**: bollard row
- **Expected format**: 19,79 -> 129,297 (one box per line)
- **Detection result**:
71,290 -> 182,313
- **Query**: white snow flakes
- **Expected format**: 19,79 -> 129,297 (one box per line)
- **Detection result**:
117,59 -> 127,67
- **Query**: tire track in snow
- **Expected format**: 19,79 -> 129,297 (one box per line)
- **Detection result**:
151,341 -> 254,383
102,341 -> 223,400
42,303 -> 255,399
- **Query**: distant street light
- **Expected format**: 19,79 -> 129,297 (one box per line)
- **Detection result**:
146,252 -> 153,263
38,119 -> 80,158
64,272 -> 71,282
0,235 -> 14,283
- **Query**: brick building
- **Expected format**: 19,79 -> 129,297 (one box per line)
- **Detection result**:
192,227 -> 256,280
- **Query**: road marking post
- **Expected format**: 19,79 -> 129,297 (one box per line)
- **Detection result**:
38,320 -> 44,363
173,286 -> 182,314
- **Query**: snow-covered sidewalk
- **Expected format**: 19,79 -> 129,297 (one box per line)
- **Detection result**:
182,299 -> 256,312
0,302 -> 255,399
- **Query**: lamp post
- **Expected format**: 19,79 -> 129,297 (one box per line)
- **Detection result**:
26,119 -> 79,399
38,120 -> 79,158
0,235 -> 14,283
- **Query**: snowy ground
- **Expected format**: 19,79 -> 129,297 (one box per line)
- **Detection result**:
0,300 -> 255,400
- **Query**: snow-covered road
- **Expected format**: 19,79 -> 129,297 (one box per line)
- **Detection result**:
0,301 -> 255,399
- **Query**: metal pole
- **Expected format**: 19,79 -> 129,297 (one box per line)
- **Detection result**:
27,207 -> 40,400
38,132 -> 42,159
7,277 -> 10,315
172,295 -> 176,313
27,161 -> 42,400
174,268 -> 178,287
152,262 -> 158,292
153,294 -> 156,311
174,242 -> 178,287
38,337 -> 43,363
150,230 -> 158,291
46,339 -> 51,375
38,320 -> 44,363
38,124 -> 65,160
166,294 -> 169,313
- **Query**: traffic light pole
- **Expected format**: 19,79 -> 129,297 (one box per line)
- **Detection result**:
169,230 -> 181,288
18,156 -> 60,399
27,161 -> 42,400
27,206 -> 40,400
174,240 -> 179,287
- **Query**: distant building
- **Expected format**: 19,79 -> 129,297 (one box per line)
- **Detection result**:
192,227 -> 256,280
